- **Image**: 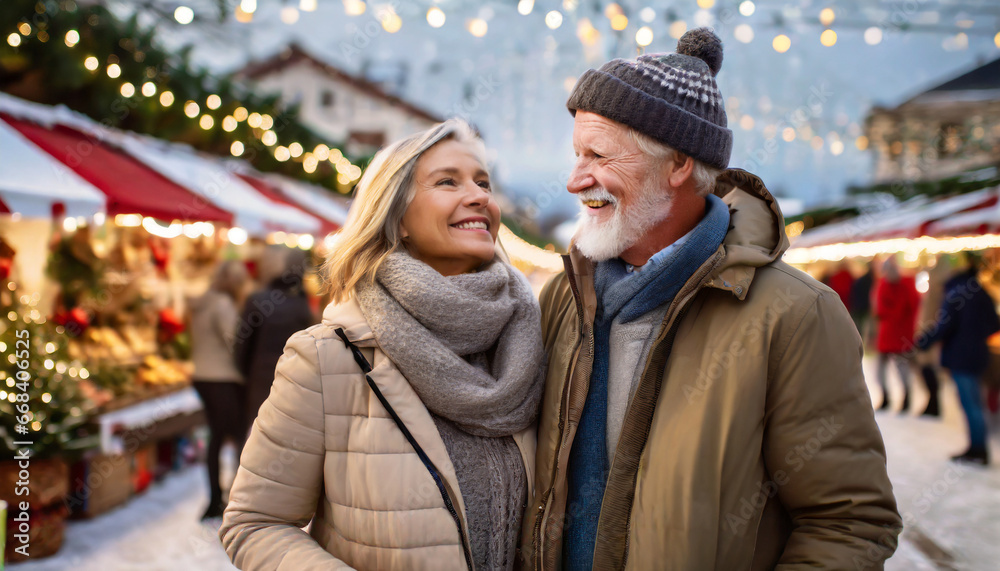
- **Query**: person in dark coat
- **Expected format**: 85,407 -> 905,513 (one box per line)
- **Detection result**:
917,256 -> 1000,465
850,261 -> 875,346
233,246 -> 317,427
874,257 -> 920,412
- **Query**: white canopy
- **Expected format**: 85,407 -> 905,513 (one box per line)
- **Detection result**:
0,118 -> 105,219
115,133 -> 323,236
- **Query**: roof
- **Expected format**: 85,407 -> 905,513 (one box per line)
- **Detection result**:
895,56 -> 1000,107
925,57 -> 1000,93
237,43 -> 444,124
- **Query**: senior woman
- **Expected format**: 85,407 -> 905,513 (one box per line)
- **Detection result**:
220,119 -> 545,571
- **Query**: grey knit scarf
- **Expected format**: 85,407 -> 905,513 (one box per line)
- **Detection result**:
355,250 -> 545,437
355,250 -> 545,570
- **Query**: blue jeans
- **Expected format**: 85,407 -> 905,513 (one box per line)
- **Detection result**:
951,371 -> 989,452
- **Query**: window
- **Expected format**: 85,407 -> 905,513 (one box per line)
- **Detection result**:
320,90 -> 335,108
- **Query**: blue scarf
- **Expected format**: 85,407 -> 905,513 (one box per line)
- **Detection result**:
563,194 -> 730,569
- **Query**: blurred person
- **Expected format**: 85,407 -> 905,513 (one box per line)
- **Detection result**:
850,260 -> 875,346
233,245 -> 316,427
917,254 -> 1000,465
874,256 -> 920,412
824,261 -> 854,311
188,259 -> 249,520
220,120 -> 545,570
520,28 -> 900,570
913,258 -> 952,417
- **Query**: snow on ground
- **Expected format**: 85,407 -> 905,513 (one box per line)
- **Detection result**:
10,357 -> 1000,570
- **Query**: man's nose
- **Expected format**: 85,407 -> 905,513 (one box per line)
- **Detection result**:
567,162 -> 595,194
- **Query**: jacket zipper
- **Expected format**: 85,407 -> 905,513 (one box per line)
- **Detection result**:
533,257 -> 594,571
334,328 -> 475,571
617,253 -> 724,569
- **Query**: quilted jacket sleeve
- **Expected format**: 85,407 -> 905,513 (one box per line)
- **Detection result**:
764,289 -> 902,569
219,330 -> 353,570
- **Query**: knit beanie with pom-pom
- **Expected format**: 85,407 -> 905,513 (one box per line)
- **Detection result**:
566,27 -> 732,170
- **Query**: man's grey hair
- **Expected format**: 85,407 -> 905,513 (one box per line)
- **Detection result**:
627,128 -> 721,196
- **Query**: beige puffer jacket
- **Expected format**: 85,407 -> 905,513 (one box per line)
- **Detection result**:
220,298 -> 536,570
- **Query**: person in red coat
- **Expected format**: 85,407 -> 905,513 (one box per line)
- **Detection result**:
824,262 -> 854,312
874,257 -> 921,412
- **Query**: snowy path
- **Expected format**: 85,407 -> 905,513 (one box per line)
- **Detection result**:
10,357 -> 1000,570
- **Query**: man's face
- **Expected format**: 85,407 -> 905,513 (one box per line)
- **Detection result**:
568,111 -> 673,261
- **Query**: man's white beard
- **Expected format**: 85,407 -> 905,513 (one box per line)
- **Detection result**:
573,178 -> 673,262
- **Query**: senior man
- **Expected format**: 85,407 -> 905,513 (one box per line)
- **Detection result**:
520,29 -> 901,570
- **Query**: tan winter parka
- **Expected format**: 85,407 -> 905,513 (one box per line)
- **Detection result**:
519,169 -> 902,570
220,298 -> 536,570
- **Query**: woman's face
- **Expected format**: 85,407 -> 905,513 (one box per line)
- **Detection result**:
400,139 -> 500,276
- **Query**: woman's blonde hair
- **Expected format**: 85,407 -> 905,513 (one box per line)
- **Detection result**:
322,119 -> 487,303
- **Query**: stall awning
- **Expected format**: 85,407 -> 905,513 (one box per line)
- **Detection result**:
115,134 -> 322,236
0,118 -> 105,219
792,188 -> 1000,248
237,173 -> 343,236
2,115 -> 232,224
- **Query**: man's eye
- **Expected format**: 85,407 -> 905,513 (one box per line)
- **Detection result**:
478,180 -> 492,191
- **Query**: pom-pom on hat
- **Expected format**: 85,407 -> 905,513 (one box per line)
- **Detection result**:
566,27 -> 732,170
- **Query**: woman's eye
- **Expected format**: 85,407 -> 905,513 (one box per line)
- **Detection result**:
436,178 -> 456,186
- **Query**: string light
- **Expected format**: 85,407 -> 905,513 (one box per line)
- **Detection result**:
427,7 -> 446,28
467,18 -> 488,37
107,63 -> 121,78
289,142 -> 304,157
222,116 -> 237,131
64,30 -> 79,47
739,1 -> 755,17
640,7 -> 656,23
247,112 -> 262,128
120,82 -> 135,97
773,34 -> 791,53
184,101 -> 200,118
735,24 -> 754,43
141,81 -> 156,96
610,14 -> 628,31
18,23 -> 30,35
300,0 -> 317,12
669,21 -> 687,39
159,91 -> 175,106
303,155 -> 319,173
6,33 -> 19,47
313,144 -> 330,160
274,146 -> 291,161
787,235 -> 1000,265
343,0 -> 366,16
697,0 -> 715,9
382,8 -> 402,33
517,0 -> 534,16
261,130 -> 277,146
820,29 -> 838,47
635,26 -> 654,47
782,127 -> 796,142
819,8 -> 835,27
259,114 -> 274,129
281,6 -> 299,24
230,141 -> 244,156
199,115 -> 214,130
855,135 -> 869,150
545,11 -> 563,29
174,6 -> 194,25
604,3 -> 623,19
234,107 -> 249,121
84,56 -> 98,70
206,94 -> 222,109
865,27 -> 883,45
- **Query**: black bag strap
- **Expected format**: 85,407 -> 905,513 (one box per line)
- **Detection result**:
332,328 -> 474,569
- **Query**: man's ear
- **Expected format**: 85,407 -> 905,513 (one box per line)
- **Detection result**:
666,153 -> 695,188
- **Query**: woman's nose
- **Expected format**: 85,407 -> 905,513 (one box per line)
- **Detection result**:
463,182 -> 491,206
